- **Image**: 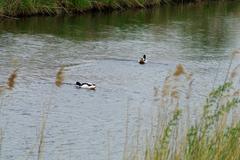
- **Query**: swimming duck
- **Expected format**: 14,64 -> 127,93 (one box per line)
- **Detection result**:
75,82 -> 96,90
138,55 -> 147,64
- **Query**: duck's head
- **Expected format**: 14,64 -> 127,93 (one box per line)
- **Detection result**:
143,55 -> 146,60
76,82 -> 81,86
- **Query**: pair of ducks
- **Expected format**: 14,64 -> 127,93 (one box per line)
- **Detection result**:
76,55 -> 147,90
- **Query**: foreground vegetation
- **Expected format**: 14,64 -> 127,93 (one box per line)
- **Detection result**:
0,0 -> 209,17
125,51 -> 240,160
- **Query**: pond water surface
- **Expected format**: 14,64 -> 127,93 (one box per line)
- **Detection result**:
0,2 -> 240,160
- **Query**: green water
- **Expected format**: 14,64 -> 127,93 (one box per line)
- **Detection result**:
1,2 -> 239,42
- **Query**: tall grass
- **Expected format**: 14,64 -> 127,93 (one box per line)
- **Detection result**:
36,66 -> 65,160
126,58 -> 240,160
0,0 -> 203,17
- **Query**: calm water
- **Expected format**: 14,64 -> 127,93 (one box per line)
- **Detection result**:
1,2 -> 240,160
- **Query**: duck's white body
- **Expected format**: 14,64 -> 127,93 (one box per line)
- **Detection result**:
75,82 -> 96,90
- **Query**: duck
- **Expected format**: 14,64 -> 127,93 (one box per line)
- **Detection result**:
75,81 -> 96,90
138,55 -> 147,64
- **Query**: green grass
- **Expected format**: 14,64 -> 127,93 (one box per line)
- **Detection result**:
0,0 -> 203,17
0,1 -> 3,15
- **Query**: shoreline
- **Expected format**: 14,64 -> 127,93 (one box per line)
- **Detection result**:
0,0 -> 203,19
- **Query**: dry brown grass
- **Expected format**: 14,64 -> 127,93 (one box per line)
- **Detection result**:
6,69 -> 17,90
173,64 -> 185,76
0,85 -> 5,95
37,112 -> 47,160
55,66 -> 65,87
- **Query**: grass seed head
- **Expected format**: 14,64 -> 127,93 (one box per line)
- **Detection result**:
173,64 -> 185,76
55,66 -> 65,87
7,69 -> 17,90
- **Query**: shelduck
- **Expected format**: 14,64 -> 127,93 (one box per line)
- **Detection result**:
138,55 -> 147,64
75,82 -> 96,90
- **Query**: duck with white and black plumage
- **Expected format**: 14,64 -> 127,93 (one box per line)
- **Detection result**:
138,55 -> 147,64
75,82 -> 96,90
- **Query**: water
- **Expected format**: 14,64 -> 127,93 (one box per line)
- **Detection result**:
0,2 -> 240,160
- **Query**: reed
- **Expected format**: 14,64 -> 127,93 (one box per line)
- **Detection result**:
37,66 -> 63,159
173,64 -> 185,76
126,60 -> 240,160
0,86 -> 5,95
55,66 -> 65,87
0,69 -> 18,94
0,69 -> 18,160
37,111 -> 47,160
0,128 -> 2,158
6,69 -> 17,90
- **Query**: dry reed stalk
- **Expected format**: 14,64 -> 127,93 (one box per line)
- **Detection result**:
37,114 -> 46,160
0,128 -> 2,144
0,128 -> 2,158
173,64 -> 185,77
162,80 -> 170,97
123,104 -> 129,160
55,66 -> 65,87
0,85 -> 5,95
157,64 -> 189,134
6,69 -> 17,90
229,64 -> 240,82
107,131 -> 111,160
224,50 -> 237,83
171,90 -> 179,99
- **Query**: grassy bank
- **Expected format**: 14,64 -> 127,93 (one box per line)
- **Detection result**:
0,0 -> 203,17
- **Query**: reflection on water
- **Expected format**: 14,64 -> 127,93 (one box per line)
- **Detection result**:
0,1 -> 240,160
